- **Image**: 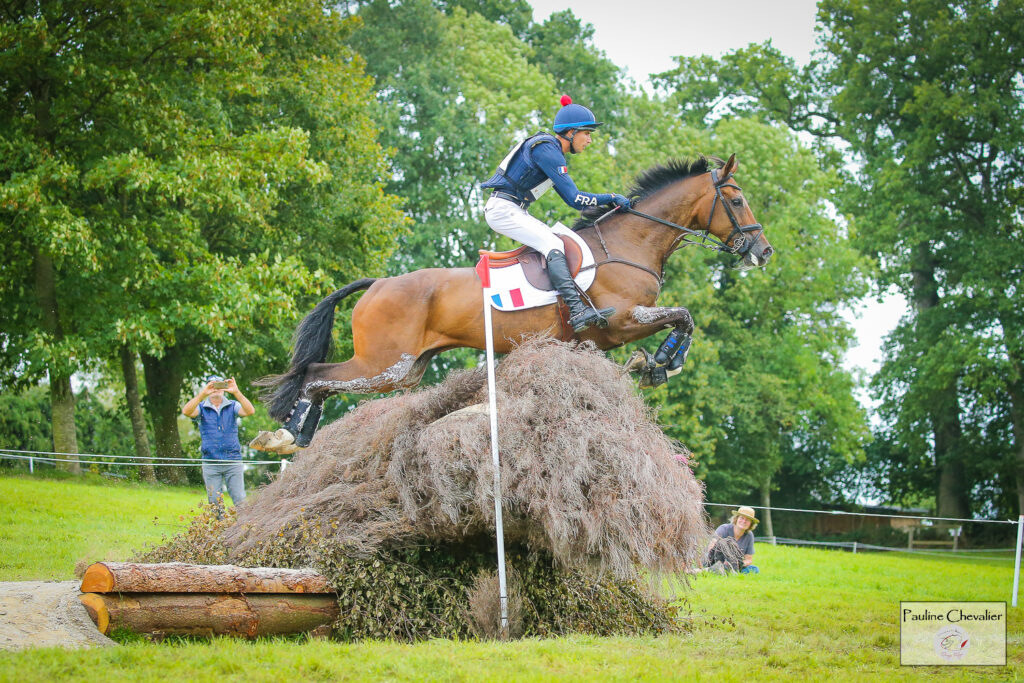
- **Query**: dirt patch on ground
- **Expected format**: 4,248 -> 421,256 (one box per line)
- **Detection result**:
0,581 -> 115,651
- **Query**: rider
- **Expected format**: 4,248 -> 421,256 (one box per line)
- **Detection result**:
481,96 -> 630,332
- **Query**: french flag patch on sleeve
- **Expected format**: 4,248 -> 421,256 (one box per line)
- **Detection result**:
557,165 -> 568,174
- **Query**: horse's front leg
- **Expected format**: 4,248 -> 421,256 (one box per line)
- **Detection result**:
622,306 -> 694,387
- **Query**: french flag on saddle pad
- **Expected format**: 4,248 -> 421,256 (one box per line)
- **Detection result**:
474,254 -> 526,309
474,225 -> 597,312
490,288 -> 525,309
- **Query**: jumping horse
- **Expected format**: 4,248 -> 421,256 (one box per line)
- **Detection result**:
253,154 -> 773,453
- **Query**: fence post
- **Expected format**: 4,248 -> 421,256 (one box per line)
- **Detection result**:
1013,515 -> 1023,608
771,535 -> 777,546
29,457 -> 33,474
852,541 -> 857,554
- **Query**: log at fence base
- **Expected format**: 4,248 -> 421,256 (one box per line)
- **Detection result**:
80,562 -> 331,594
79,593 -> 109,635
79,592 -> 339,638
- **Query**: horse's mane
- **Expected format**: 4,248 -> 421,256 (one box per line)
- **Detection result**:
572,156 -> 715,230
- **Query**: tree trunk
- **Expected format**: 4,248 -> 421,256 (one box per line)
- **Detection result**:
142,348 -> 187,485
79,592 -> 338,638
1007,369 -> 1024,517
934,386 -> 969,519
759,479 -> 774,538
911,243 -> 968,519
80,562 -> 331,594
120,347 -> 156,483
33,248 -> 79,473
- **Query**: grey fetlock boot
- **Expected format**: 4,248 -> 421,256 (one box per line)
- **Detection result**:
546,250 -> 614,332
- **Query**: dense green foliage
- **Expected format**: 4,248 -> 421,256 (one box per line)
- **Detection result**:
654,0 -> 1024,517
0,0 -> 405,474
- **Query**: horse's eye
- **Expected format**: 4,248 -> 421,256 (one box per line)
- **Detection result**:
731,198 -> 744,207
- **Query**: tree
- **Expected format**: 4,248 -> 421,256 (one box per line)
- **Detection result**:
652,0 -> 1024,518
0,0 -> 404,480
815,0 -> 1024,517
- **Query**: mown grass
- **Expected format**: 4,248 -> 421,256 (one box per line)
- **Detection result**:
0,473 -> 204,581
0,474 -> 1020,681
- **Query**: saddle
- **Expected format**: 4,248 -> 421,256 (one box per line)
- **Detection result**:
478,235 -> 583,292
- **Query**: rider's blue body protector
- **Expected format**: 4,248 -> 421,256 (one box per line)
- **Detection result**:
481,132 -> 614,210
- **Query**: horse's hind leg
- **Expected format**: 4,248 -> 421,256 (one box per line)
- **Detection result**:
263,352 -> 433,451
301,352 -> 432,399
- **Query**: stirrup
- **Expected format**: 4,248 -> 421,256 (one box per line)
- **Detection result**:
569,306 -> 615,332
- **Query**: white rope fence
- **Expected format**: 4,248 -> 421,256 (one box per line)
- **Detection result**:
704,502 -> 1024,605
764,536 -> 1014,561
704,501 -> 1018,526
0,449 -> 286,469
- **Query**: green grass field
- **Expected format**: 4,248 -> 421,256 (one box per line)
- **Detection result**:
0,474 -> 1020,681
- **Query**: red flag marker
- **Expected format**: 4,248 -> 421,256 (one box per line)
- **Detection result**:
475,254 -> 491,288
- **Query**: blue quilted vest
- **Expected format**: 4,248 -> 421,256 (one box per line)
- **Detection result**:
195,399 -> 242,460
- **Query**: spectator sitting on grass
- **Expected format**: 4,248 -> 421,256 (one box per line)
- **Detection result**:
704,506 -> 760,575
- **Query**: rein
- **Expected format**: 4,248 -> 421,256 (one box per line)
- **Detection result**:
577,167 -> 764,285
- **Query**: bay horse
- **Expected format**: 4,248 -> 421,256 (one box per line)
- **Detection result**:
254,154 -> 772,452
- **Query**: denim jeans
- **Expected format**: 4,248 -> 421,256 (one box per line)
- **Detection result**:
201,460 -> 246,505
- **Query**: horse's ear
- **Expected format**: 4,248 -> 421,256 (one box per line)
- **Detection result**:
721,153 -> 738,177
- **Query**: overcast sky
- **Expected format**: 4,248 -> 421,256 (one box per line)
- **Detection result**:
529,0 -> 821,83
529,0 -> 906,391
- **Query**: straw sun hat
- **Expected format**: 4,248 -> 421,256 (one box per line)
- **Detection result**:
731,506 -> 760,530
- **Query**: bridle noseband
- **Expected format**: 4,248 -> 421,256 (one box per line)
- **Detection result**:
707,168 -> 765,256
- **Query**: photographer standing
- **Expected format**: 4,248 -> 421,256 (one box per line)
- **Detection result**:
182,376 -> 255,507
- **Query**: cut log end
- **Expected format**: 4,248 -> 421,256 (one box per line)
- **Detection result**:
79,593 -> 110,635
80,563 -> 115,593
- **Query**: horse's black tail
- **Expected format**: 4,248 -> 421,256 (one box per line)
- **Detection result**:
256,278 -> 377,421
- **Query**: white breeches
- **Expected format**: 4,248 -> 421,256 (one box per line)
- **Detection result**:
484,196 -> 564,257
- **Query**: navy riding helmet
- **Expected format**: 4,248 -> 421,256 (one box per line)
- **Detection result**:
553,95 -> 602,133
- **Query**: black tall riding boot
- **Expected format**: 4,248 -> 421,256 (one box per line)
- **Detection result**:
546,250 -> 614,332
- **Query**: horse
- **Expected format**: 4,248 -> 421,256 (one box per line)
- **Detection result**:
253,154 -> 772,453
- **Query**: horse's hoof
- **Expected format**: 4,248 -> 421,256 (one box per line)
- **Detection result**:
276,443 -> 300,455
622,349 -> 650,375
263,429 -> 296,451
249,431 -> 273,451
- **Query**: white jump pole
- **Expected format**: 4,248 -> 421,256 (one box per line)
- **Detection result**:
1013,515 -> 1023,607
476,254 -> 509,633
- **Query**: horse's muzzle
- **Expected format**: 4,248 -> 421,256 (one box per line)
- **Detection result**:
742,244 -> 773,269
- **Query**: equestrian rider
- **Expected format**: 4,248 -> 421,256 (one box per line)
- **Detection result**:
481,96 -> 630,332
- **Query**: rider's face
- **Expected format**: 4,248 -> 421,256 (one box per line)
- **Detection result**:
572,129 -> 593,153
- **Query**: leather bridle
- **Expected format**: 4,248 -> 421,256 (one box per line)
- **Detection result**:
621,168 -> 764,256
579,167 -> 766,286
